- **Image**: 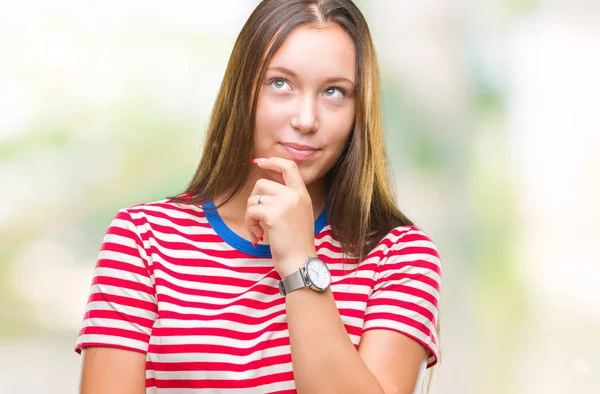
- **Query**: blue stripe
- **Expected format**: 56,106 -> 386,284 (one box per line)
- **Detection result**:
202,201 -> 328,258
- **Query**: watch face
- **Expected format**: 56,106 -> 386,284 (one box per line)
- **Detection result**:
306,258 -> 331,290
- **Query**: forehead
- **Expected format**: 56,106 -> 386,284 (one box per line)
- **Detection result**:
267,23 -> 356,82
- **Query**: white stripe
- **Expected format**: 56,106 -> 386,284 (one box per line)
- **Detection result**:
81,317 -> 152,335
151,252 -> 273,280
372,276 -> 440,301
153,270 -> 281,298
97,247 -> 149,269
367,291 -> 438,317
362,319 -> 437,352
148,343 -> 291,364
152,361 -> 292,382
157,296 -> 286,317
94,265 -> 153,287
129,204 -> 209,223
365,302 -> 437,335
385,252 -> 441,268
77,333 -> 149,353
150,329 -> 290,349
86,297 -> 158,321
102,230 -> 139,247
138,214 -> 215,237
155,280 -> 279,305
145,380 -> 296,394
154,311 -> 288,332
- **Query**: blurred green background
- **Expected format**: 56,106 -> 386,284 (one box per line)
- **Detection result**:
1,1 -> 599,393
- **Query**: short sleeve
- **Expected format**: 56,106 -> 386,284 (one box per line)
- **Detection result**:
363,227 -> 441,368
75,209 -> 158,354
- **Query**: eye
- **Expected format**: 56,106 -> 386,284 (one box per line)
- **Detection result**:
271,78 -> 292,91
323,87 -> 346,98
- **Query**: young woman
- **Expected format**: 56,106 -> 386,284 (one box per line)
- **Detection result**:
76,1 -> 441,393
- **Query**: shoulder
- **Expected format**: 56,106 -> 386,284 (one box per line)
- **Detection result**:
117,197 -> 208,224
381,226 -> 439,252
376,225 -> 441,274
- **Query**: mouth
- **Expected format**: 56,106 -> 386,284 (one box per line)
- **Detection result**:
279,142 -> 320,161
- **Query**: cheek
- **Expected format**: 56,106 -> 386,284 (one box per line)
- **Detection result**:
307,112 -> 354,180
253,97 -> 288,153
255,96 -> 287,133
325,107 -> 355,153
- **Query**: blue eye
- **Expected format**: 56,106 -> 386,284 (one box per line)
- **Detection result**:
323,87 -> 345,98
271,79 -> 291,91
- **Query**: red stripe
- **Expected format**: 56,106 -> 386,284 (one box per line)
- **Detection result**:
141,221 -> 223,243
331,291 -> 369,303
148,241 -> 251,260
156,261 -> 279,287
364,312 -> 432,338
130,201 -> 207,220
337,308 -> 368,319
149,336 -> 290,356
158,293 -> 284,311
153,371 -> 295,389
152,255 -> 273,274
130,209 -> 210,231
87,291 -> 156,313
158,309 -> 286,324
76,342 -> 147,355
146,378 -> 155,388
99,241 -> 141,258
95,259 -> 150,278
105,223 -> 145,250
372,283 -> 438,307
92,276 -> 155,298
377,272 -> 441,292
382,258 -> 442,277
331,276 -> 374,287
155,277 -> 279,299
153,322 -> 289,341
367,297 -> 436,322
83,309 -> 155,328
315,239 -> 342,253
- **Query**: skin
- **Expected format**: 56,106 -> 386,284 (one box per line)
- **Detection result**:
80,23 -> 428,394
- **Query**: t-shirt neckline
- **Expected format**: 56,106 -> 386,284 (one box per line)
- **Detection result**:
202,201 -> 328,258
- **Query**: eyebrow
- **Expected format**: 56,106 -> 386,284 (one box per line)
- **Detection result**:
266,66 -> 355,86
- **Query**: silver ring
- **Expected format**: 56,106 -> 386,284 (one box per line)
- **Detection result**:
257,194 -> 264,205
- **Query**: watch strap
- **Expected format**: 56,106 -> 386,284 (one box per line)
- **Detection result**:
278,267 -> 307,296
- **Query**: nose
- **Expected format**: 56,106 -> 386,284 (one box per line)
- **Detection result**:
290,95 -> 319,134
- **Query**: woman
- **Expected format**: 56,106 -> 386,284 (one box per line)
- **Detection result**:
76,0 -> 441,393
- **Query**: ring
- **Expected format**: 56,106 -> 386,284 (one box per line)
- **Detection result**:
257,194 -> 264,205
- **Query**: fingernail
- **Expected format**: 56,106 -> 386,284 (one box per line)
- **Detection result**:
252,242 -> 258,248
259,236 -> 263,242
251,158 -> 267,164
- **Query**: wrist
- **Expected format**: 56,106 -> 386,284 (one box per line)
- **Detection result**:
277,251 -> 316,278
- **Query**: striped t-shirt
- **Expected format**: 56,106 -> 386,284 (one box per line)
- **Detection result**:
76,198 -> 441,393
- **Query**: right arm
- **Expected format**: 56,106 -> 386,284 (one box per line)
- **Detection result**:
76,209 -> 157,393
79,347 -> 146,394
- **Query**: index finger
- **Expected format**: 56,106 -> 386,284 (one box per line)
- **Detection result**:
254,157 -> 307,191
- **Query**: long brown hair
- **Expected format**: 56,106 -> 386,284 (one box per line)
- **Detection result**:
170,0 -> 413,262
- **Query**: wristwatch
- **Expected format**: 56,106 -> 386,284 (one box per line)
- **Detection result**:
278,256 -> 332,296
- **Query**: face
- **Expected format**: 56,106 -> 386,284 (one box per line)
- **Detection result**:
253,23 -> 357,188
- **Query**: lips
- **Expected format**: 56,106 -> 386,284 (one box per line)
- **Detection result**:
280,143 -> 319,161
